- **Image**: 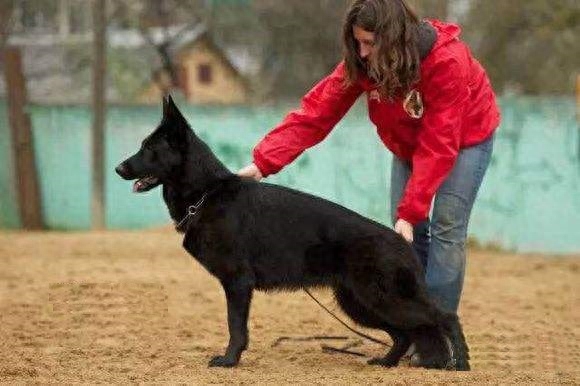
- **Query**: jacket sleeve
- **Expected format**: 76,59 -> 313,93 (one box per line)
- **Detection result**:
396,57 -> 470,225
253,62 -> 363,176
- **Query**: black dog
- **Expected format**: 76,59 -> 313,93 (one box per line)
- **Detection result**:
115,96 -> 470,370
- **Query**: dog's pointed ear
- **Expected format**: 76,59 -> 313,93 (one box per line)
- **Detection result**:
162,94 -> 186,122
161,94 -> 193,146
162,94 -> 171,117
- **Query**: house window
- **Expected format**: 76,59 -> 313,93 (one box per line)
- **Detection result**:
198,64 -> 213,85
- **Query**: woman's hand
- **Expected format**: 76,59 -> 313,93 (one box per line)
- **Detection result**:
394,218 -> 414,243
237,163 -> 263,181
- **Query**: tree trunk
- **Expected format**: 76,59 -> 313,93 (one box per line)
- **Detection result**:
576,74 -> 580,167
576,74 -> 580,123
92,0 -> 107,230
3,47 -> 44,230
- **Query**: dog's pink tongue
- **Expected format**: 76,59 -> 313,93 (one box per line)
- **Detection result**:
132,180 -> 142,192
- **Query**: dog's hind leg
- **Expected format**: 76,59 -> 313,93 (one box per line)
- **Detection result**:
344,272 -> 458,370
208,277 -> 254,368
334,285 -> 411,367
399,308 -> 470,370
340,239 -> 468,370
440,313 -> 470,370
367,327 -> 411,367
408,325 -> 453,369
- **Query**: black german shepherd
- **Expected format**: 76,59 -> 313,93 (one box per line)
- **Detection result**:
115,95 -> 470,370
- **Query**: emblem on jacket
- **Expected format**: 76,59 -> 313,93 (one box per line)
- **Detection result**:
403,89 -> 424,119
369,89 -> 381,101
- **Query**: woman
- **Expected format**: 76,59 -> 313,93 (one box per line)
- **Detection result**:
238,0 -> 500,315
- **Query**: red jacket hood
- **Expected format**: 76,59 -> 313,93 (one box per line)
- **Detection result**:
357,20 -> 463,91
428,19 -> 462,51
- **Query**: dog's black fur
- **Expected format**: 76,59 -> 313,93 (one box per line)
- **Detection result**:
115,96 -> 470,370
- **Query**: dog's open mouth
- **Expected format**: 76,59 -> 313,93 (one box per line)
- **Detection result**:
133,176 -> 160,193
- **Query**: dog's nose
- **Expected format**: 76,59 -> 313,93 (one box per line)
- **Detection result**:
115,164 -> 128,177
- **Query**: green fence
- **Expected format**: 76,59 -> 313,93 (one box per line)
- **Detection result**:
0,96 -> 578,253
0,101 -> 20,228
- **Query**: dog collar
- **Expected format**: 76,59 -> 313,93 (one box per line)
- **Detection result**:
175,192 -> 208,232
174,181 -> 226,233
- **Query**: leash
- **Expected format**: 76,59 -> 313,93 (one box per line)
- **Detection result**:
303,288 -> 389,347
174,183 -> 225,232
175,192 -> 208,232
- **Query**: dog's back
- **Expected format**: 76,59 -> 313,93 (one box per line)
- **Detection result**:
180,177 -> 422,292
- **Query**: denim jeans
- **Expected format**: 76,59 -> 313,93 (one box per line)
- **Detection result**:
390,135 -> 494,313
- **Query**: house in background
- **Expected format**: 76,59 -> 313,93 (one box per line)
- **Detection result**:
2,0 -> 256,106
139,28 -> 251,105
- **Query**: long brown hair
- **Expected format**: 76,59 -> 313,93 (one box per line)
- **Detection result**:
343,0 -> 421,100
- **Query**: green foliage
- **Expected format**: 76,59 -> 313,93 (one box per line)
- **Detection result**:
104,0 -> 580,98
461,0 -> 580,94
250,0 -> 350,98
108,48 -> 157,101
410,0 -> 449,19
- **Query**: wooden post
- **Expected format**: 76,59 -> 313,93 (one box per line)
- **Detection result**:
91,0 -> 107,230
3,47 -> 44,229
576,74 -> 580,123
576,74 -> 580,167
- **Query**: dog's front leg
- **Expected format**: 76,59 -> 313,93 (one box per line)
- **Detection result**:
208,278 -> 253,367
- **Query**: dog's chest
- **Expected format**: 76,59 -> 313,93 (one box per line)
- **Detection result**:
182,228 -> 237,279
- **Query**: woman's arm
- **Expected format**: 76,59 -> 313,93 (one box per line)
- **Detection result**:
396,56 -> 470,225
251,62 -> 363,177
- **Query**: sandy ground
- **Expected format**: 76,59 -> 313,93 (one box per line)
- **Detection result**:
0,230 -> 578,384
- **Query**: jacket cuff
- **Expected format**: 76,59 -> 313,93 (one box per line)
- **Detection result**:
396,208 -> 428,226
252,149 -> 279,178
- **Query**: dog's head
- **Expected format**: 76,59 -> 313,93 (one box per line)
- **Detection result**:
115,95 -> 192,193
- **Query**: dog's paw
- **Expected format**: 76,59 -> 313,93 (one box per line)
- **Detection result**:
367,356 -> 398,367
451,357 -> 470,371
208,355 -> 238,368
409,353 -> 451,370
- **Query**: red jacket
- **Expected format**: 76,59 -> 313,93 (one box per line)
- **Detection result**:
253,20 -> 500,225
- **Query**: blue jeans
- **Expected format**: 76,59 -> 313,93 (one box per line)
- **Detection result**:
390,135 -> 494,313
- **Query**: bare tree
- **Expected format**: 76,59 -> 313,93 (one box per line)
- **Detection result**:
92,0 -> 107,229
462,0 -> 580,94
1,1 -> 44,229
114,0 -> 207,94
0,0 -> 15,50
252,0 -> 350,99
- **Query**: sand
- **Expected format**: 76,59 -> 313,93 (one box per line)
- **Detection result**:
0,230 -> 578,384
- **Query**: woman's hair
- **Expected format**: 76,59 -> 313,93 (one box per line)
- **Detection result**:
343,0 -> 421,100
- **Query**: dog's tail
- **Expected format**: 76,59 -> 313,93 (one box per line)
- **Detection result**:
441,313 -> 470,371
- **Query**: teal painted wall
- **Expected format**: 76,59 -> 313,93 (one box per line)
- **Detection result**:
470,97 -> 580,253
0,97 -> 578,253
0,101 -> 20,228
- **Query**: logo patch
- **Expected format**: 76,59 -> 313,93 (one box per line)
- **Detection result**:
369,89 -> 381,102
403,89 -> 424,119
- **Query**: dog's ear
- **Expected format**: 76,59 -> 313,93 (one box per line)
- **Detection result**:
162,94 -> 186,123
162,94 -> 171,117
161,94 -> 193,146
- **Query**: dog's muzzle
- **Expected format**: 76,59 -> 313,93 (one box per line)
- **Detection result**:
115,163 -> 132,179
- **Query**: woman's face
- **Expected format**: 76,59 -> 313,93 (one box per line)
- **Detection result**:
353,25 -> 376,62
